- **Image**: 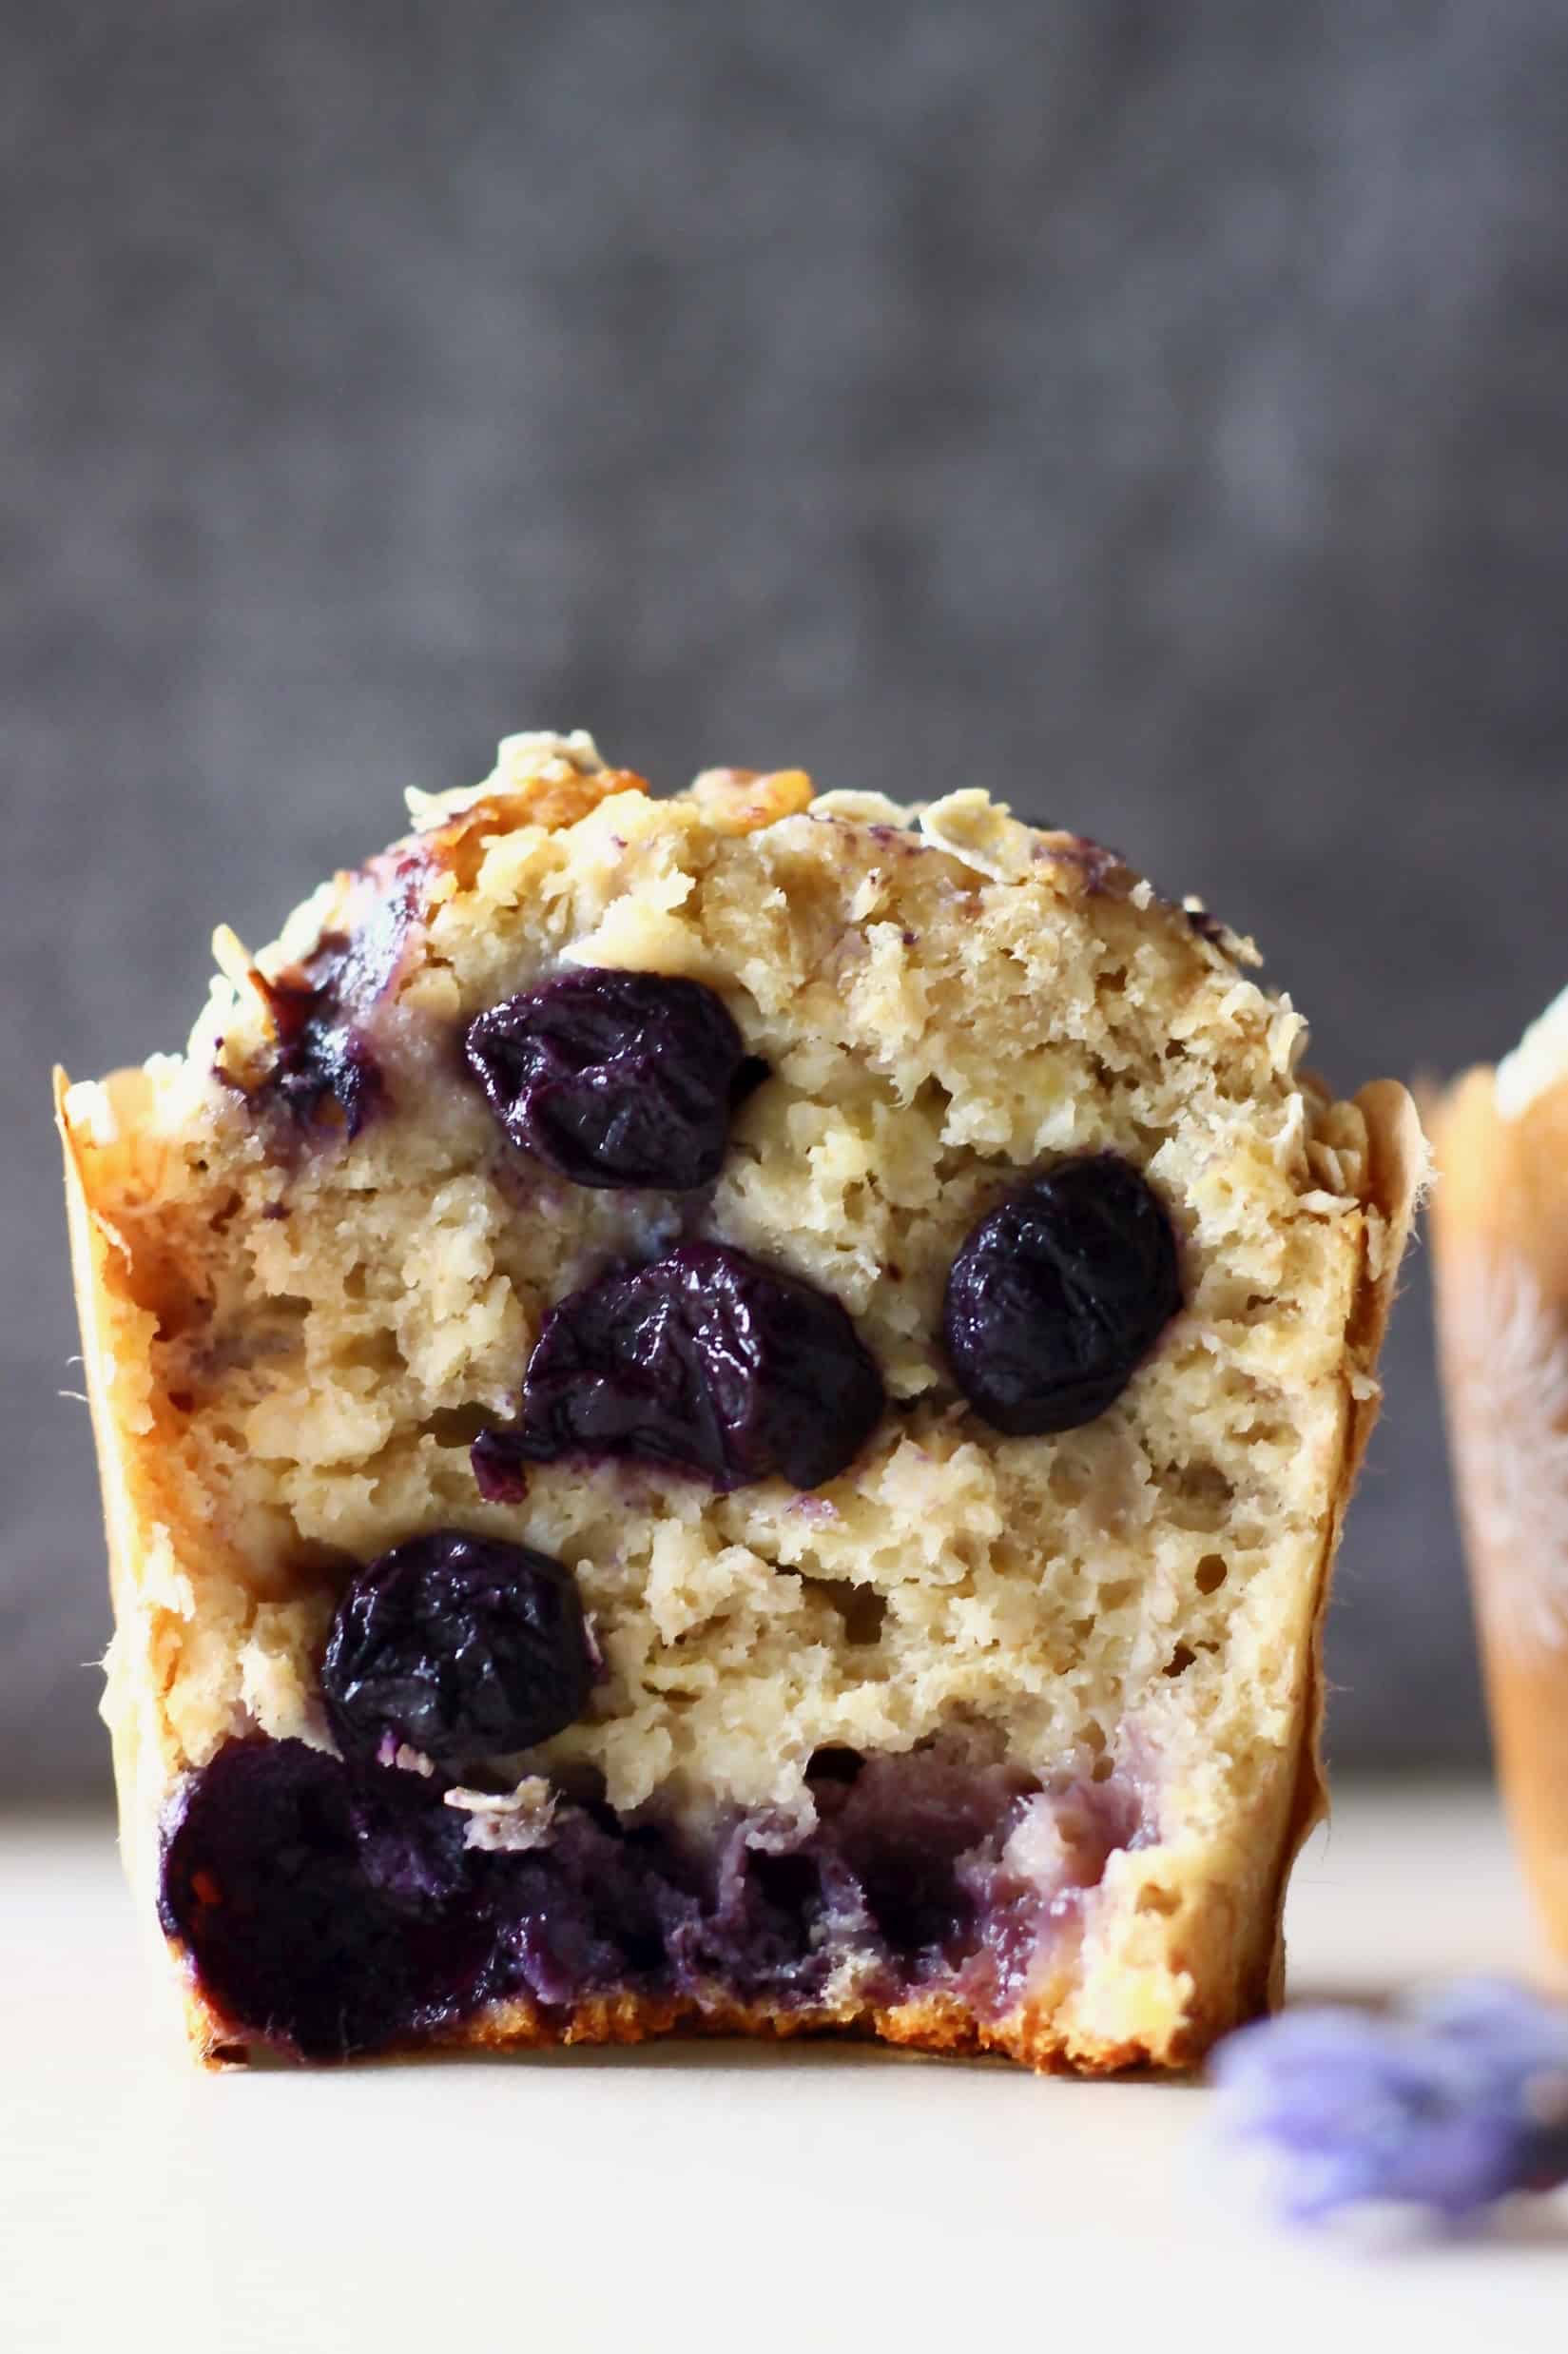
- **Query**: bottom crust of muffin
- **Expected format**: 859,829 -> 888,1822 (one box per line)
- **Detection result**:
190,1965 -> 1252,2076
157,1725 -> 1278,2075
330,1989 -> 1231,2077
191,1978 -> 1260,2076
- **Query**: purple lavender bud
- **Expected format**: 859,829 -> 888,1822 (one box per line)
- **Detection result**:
1208,1981 -> 1568,2225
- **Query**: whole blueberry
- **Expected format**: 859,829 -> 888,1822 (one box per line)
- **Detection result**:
463,968 -> 765,1191
942,1155 -> 1182,1434
159,1737 -> 422,2058
473,1241 -> 885,1492
320,1530 -> 594,1771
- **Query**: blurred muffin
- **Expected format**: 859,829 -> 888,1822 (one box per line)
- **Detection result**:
1430,988 -> 1568,1961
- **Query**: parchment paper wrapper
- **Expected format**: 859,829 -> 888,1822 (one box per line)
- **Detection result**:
1430,1018 -> 1568,1961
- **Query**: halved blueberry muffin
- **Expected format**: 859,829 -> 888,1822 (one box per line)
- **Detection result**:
57,733 -> 1423,2068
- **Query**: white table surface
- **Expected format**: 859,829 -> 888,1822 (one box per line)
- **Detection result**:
4,1785 -> 1564,2354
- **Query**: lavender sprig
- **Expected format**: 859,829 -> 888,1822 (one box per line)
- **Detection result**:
1208,1980 -> 1568,2225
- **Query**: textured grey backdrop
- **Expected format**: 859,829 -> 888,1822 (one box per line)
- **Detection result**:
7,1 -> 1568,1797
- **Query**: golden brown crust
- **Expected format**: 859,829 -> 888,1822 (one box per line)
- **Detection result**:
57,1065 -> 161,1897
56,1066 -> 275,1918
1262,1079 -> 1430,2008
423,762 -> 651,855
188,1974 -> 1186,2075
58,755 -> 1423,2073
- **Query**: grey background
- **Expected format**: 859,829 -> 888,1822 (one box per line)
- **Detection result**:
7,1 -> 1568,1798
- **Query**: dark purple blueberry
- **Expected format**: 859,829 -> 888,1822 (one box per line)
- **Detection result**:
252,940 -> 385,1135
159,1738 -> 426,2058
477,1810 -> 695,2007
662,1820 -> 839,2000
349,1764 -> 473,1912
474,1241 -> 884,1492
160,1729 -> 1137,2052
463,968 -> 765,1190
320,1530 -> 593,1772
240,862 -> 422,1138
942,1154 -> 1182,1435
824,1748 -> 1021,1964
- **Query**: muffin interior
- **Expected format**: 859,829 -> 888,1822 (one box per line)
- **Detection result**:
66,735 -> 1394,2064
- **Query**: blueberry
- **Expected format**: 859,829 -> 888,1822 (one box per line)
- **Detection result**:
473,1241 -> 885,1492
320,1530 -> 594,1772
942,1154 -> 1182,1434
160,1731 -> 1104,2051
349,1764 -> 473,1912
478,1811 -> 691,2007
159,1738 -> 425,2058
663,1823 -> 828,1999
251,937 -> 385,1136
241,866 -> 420,1138
825,1748 -> 1017,1964
463,968 -> 765,1190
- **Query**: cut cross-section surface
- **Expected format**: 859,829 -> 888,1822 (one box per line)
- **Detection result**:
58,731 -> 1424,2072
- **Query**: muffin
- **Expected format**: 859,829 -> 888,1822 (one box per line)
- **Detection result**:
57,731 -> 1423,2068
1430,989 -> 1568,1960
